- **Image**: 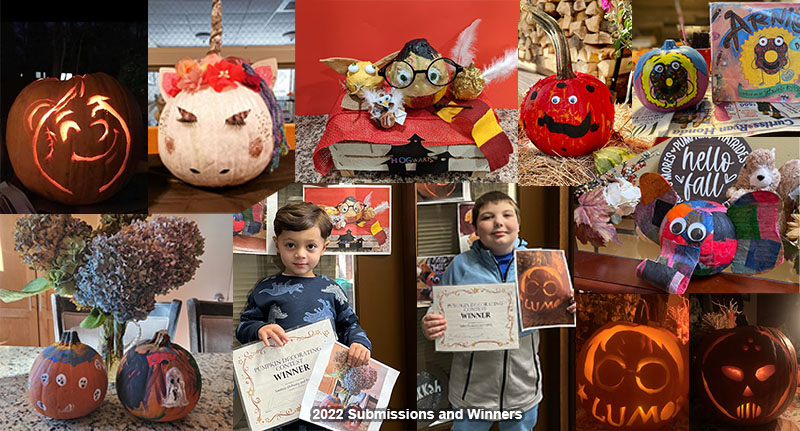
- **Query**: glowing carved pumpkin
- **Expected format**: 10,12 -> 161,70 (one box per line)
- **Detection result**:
520,7 -> 614,157
633,40 -> 709,112
116,330 -> 201,421
5,73 -> 142,205
28,331 -> 108,419
519,265 -> 569,313
577,322 -> 688,430
697,326 -> 797,426
157,59 -> 276,187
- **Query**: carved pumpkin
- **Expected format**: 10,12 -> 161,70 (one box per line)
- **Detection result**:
5,73 -> 142,205
520,8 -> 614,157
519,265 -> 569,314
577,322 -> 688,430
116,330 -> 201,421
633,40 -> 709,112
417,183 -> 458,200
697,326 -> 797,426
28,331 -> 108,419
157,58 -> 278,187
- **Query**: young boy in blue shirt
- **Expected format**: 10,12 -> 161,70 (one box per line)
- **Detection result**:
422,191 -> 575,431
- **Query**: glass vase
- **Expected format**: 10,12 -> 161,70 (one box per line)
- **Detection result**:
100,315 -> 127,381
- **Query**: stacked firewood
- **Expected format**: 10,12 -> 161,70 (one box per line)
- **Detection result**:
519,0 -> 632,86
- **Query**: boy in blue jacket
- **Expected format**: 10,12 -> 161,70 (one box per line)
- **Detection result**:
422,191 -> 575,431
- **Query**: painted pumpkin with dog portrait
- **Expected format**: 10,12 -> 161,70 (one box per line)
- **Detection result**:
633,40 -> 709,112
116,330 -> 201,421
577,322 -> 688,430
697,326 -> 796,426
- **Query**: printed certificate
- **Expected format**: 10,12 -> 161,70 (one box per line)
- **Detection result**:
432,283 -> 519,352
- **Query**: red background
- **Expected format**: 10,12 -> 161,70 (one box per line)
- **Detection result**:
303,185 -> 392,236
295,0 -> 518,115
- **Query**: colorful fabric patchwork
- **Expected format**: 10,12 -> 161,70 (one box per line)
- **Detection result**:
636,239 -> 701,294
233,204 -> 264,236
634,173 -> 679,244
728,191 -> 784,273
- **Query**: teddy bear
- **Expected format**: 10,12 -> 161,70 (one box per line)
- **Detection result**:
778,158 -> 800,235
726,148 -> 781,202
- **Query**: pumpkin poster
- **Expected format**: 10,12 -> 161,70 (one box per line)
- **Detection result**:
416,183 -> 470,205
514,249 -> 575,331
302,185 -> 391,255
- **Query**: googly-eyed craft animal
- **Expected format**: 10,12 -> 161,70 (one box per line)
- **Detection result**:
633,40 -> 709,112
320,54 -> 397,98
633,173 -> 783,294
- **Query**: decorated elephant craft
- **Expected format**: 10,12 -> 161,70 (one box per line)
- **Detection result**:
577,322 -> 688,430
28,331 -> 107,419
697,326 -> 797,426
634,173 -> 783,294
633,40 -> 709,112
116,330 -> 201,421
5,72 -> 143,205
520,7 -> 615,157
157,55 -> 286,187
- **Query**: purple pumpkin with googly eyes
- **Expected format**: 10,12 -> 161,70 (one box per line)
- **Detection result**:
633,40 -> 709,112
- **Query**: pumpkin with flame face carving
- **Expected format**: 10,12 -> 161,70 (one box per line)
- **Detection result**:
697,326 -> 797,426
577,322 -> 688,430
6,73 -> 142,205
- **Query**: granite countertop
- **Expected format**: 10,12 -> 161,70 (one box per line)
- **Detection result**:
295,109 -> 518,184
0,347 -> 232,431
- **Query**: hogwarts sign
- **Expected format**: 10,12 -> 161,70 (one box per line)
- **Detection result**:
657,137 -> 751,203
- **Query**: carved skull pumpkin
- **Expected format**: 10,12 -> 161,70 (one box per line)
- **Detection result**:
520,8 -> 614,157
577,322 -> 688,430
5,73 -> 142,205
116,330 -> 201,421
633,40 -> 709,112
157,59 -> 277,187
697,326 -> 797,426
28,331 -> 108,419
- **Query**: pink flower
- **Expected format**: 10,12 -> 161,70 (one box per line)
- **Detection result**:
177,66 -> 205,93
164,73 -> 180,98
601,0 -> 613,11
204,60 -> 246,92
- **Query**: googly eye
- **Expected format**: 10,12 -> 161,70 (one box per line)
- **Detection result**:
759,36 -> 768,46
775,36 -> 785,46
568,95 -> 578,104
78,377 -> 88,389
427,68 -> 442,84
669,218 -> 687,235
56,374 -> 66,386
687,222 -> 707,242
654,64 -> 664,73
347,63 -> 359,73
93,388 -> 102,402
671,61 -> 681,70
551,96 -> 561,104
94,359 -> 103,370
365,64 -> 376,74
41,373 -> 49,386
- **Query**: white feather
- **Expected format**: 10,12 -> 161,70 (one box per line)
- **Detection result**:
482,49 -> 518,84
450,19 -> 481,66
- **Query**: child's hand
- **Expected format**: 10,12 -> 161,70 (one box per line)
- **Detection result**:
422,313 -> 447,340
567,289 -> 576,315
348,343 -> 371,367
258,324 -> 289,347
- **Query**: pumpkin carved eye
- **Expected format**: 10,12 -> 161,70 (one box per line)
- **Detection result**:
636,358 -> 670,393
348,63 -> 359,73
177,107 -> 197,123
596,355 -> 626,390
722,365 -> 744,381
755,364 -> 776,381
759,37 -> 768,46
226,109 -> 251,126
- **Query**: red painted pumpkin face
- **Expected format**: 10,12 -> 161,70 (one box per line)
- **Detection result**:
5,73 -> 142,204
116,330 -> 201,422
521,74 -> 615,157
28,331 -> 107,419
577,322 -> 688,430
698,326 -> 797,425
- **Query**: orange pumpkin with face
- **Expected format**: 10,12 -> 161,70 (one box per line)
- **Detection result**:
697,326 -> 797,426
577,322 -> 688,430
28,331 -> 107,419
5,73 -> 143,205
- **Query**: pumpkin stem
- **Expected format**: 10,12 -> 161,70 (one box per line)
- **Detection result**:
207,0 -> 223,56
153,330 -> 171,348
59,330 -> 81,346
528,3 -> 577,80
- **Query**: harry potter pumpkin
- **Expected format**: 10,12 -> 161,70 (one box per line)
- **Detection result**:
577,322 -> 688,430
379,38 -> 462,109
28,331 -> 107,419
697,326 -> 797,426
633,40 -> 709,112
520,7 -> 614,157
116,330 -> 201,421
519,265 -> 569,313
5,73 -> 142,205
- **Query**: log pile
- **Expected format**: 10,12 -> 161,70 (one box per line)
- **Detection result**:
519,0 -> 632,86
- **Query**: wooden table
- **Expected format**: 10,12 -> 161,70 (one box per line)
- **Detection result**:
0,346 -> 232,430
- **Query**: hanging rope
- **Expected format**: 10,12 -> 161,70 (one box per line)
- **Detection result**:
207,0 -> 222,56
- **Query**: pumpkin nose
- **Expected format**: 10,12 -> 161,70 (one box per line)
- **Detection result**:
666,77 -> 674,86
743,385 -> 754,397
765,50 -> 778,62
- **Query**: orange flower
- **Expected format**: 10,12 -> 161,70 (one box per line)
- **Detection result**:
175,57 -> 199,77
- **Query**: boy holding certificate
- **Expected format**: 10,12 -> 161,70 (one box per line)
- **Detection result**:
237,201 -> 372,365
422,191 -> 575,431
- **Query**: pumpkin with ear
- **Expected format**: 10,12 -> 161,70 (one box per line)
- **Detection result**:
5,72 -> 143,205
28,331 -> 108,419
577,322 -> 688,430
633,40 -> 708,112
697,326 -> 797,426
520,7 -> 614,157
116,330 -> 201,421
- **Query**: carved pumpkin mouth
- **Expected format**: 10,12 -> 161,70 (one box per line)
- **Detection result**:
521,298 -> 562,312
735,403 -> 762,419
71,127 -> 119,163
589,397 -> 680,427
537,112 -> 599,139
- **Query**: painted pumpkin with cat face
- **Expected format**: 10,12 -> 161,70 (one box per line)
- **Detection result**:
633,40 -> 708,112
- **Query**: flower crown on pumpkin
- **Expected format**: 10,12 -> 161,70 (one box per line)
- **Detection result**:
162,54 -> 275,97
